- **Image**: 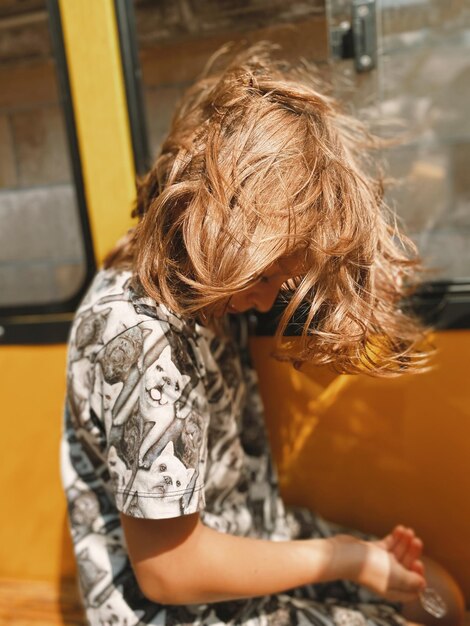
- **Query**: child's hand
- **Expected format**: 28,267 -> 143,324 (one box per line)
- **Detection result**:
375,525 -> 426,578
328,532 -> 426,603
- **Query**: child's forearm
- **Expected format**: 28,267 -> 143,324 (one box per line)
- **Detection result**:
139,520 -> 348,605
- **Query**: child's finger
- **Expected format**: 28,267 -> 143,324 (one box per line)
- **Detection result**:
402,536 -> 423,569
392,526 -> 413,562
410,559 -> 426,578
377,525 -> 402,551
381,533 -> 394,550
387,525 -> 404,552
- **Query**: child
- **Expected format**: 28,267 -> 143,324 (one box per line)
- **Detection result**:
62,44 -> 464,626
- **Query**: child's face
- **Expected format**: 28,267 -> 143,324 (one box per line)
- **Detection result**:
225,251 -> 306,315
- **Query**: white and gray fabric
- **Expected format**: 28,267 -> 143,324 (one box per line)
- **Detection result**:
62,268 -> 406,626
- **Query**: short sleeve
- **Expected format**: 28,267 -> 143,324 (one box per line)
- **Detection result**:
96,319 -> 210,519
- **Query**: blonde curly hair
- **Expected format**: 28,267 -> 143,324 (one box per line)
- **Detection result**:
105,43 -> 430,375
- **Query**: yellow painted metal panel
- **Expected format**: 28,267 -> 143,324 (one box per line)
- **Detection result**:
0,0 -> 137,595
0,345 -> 76,581
251,330 -> 470,602
2,331 -> 469,605
3,331 -> 468,604
58,0 -> 136,264
0,0 -> 138,594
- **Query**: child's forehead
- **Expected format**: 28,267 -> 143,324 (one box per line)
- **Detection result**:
276,249 -> 308,276
257,249 -> 307,279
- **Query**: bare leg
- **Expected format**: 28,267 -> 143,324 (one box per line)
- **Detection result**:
400,556 -> 465,626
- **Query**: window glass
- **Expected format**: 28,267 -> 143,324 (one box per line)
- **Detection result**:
135,0 -> 470,283
327,0 -> 470,282
134,0 -> 326,159
0,0 -> 88,307
380,0 -> 470,281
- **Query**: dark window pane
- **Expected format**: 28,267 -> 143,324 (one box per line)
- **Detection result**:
0,0 -> 88,307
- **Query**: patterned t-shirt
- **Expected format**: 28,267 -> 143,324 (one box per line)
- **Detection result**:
62,268 -> 405,626
62,268 -> 290,622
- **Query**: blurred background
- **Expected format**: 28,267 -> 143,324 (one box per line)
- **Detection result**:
0,1 -> 469,623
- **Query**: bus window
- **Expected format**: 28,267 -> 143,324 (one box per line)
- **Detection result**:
327,0 -> 470,284
121,0 -> 470,330
131,0 -> 326,162
0,0 -> 93,333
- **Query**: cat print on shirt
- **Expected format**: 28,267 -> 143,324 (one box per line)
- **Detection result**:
129,441 -> 194,518
98,379 -> 122,439
76,531 -> 127,608
95,325 -> 150,439
100,325 -> 145,385
85,589 -> 142,626
205,436 -> 244,509
69,308 -> 112,419
75,307 -> 111,355
178,413 -> 204,468
138,345 -> 191,466
71,492 -> 100,530
108,446 -> 133,510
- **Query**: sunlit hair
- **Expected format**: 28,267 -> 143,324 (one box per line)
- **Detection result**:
104,42 -> 431,375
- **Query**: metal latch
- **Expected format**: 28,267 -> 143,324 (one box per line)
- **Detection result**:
330,0 -> 377,73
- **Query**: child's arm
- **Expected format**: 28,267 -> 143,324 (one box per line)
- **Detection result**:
121,512 -> 425,605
